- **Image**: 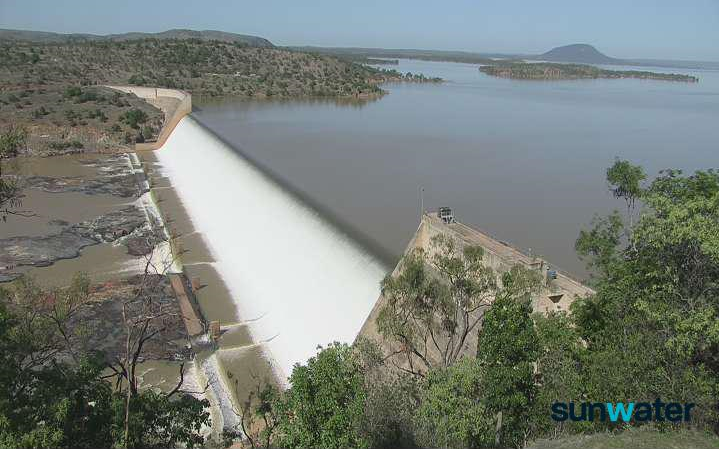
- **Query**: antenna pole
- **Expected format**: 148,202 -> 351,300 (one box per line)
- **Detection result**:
419,186 -> 425,219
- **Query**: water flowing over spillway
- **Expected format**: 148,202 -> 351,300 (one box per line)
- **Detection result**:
156,116 -> 388,379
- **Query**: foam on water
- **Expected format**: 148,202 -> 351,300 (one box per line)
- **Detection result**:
156,116 -> 388,380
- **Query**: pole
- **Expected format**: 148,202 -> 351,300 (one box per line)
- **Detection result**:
419,186 -> 425,219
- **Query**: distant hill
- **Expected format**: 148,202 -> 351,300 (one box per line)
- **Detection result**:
289,46 -> 507,65
538,44 -> 620,64
0,28 -> 274,47
295,44 -> 719,70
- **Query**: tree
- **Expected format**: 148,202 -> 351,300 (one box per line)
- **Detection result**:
377,235 -> 497,377
0,267 -> 210,448
275,343 -> 368,449
354,337 -> 418,449
575,210 -> 623,277
0,275 -> 114,448
531,312 -> 588,438
413,358 -> 493,449
573,164 -> 719,432
606,158 -> 646,231
0,126 -> 29,221
476,266 -> 541,448
120,109 -> 149,129
231,372 -> 280,449
100,242 -> 210,448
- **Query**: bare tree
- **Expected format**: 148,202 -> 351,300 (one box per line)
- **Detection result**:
2,273 -> 92,400
0,126 -> 33,221
229,370 -> 280,449
103,237 -> 207,448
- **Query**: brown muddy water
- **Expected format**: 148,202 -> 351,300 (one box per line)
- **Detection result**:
1,154 -> 142,285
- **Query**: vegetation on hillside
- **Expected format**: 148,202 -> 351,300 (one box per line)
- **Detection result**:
479,62 -> 699,82
0,38 -> 439,154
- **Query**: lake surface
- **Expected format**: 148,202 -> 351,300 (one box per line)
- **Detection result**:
194,60 -> 719,276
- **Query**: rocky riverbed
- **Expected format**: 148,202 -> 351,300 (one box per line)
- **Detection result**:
0,153 -> 163,282
1,152 -> 192,366
0,205 -> 154,281
75,274 -> 191,362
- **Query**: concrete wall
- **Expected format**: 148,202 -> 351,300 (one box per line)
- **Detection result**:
105,85 -> 192,151
357,212 -> 595,372
413,213 -> 593,313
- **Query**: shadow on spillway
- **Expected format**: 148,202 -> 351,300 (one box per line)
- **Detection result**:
155,115 -> 390,381
192,114 -> 396,266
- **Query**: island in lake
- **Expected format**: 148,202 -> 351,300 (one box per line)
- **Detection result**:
479,62 -> 699,82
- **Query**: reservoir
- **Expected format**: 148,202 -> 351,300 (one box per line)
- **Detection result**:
194,59 -> 719,276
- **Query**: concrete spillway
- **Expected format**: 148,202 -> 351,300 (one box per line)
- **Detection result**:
155,115 -> 388,380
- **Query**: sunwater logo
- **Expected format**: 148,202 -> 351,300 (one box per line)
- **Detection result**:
551,400 -> 695,422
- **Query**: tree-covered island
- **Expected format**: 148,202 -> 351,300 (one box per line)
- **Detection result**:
479,62 -> 699,82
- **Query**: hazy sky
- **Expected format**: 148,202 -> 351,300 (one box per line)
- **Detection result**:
1,0 -> 717,61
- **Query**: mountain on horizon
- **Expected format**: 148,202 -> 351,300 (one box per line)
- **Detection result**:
538,44 -> 620,64
0,28 -> 274,47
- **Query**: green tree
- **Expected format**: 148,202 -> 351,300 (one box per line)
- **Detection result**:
477,266 -> 541,448
531,312 -> 589,437
0,275 -> 210,448
354,337 -> 418,449
377,235 -> 497,376
575,210 -> 624,277
573,165 -> 719,431
275,343 -> 368,449
414,358 -> 493,449
120,109 -> 149,129
0,126 -> 28,221
606,158 -> 646,231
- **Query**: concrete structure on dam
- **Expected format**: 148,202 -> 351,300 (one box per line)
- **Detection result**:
358,211 -> 594,372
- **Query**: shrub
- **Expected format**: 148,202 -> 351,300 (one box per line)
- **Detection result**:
275,343 -> 368,448
63,86 -> 82,98
120,108 -> 148,129
414,359 -> 494,449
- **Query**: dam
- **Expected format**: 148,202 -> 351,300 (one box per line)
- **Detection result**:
120,85 -> 593,433
154,114 -> 389,380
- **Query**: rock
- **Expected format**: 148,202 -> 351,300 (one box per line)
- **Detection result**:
0,272 -> 21,282
47,219 -> 70,227
0,206 -> 151,275
69,274 -> 191,361
25,154 -> 141,198
0,231 -> 97,268
71,206 -> 147,242
125,235 -> 153,256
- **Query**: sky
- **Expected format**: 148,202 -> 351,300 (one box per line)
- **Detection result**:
1,0 -> 718,61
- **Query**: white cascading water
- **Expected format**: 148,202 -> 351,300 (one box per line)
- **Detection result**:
156,116 -> 388,380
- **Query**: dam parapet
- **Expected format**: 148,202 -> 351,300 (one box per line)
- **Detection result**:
419,212 -> 593,313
